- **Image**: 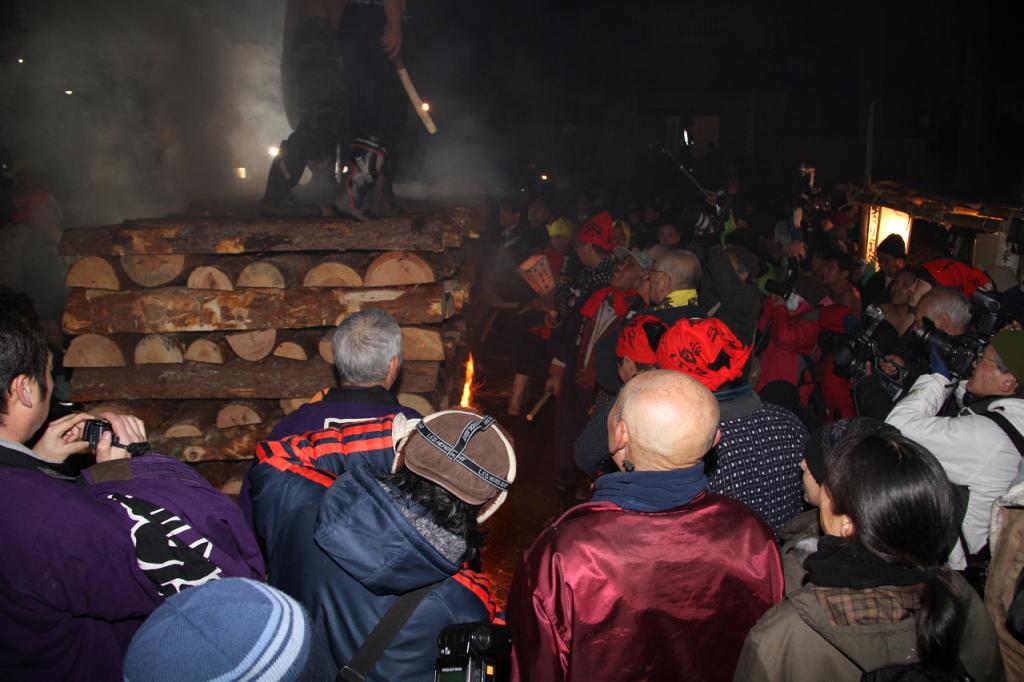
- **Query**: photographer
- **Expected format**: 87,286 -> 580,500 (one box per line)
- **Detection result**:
854,286 -> 972,419
1,291 -> 263,680
754,276 -> 825,412
886,329 -> 1024,570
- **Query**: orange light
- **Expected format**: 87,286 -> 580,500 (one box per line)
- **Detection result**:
459,353 -> 475,407
421,102 -> 431,112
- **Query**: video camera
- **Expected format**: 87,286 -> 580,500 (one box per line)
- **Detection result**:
764,259 -> 800,301
435,622 -> 512,682
913,289 -> 1002,381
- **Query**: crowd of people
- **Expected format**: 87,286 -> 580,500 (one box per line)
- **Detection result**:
4,176 -> 1024,680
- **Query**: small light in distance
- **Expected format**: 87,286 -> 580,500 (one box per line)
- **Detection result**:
421,102 -> 431,112
540,174 -> 549,181
64,90 -> 73,95
17,58 -> 24,64
268,146 -> 280,157
341,165 -> 349,174
235,167 -> 247,179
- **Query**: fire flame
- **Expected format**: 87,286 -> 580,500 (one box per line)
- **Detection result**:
459,353 -> 475,407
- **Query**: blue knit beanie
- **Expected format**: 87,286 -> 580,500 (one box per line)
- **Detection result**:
124,578 -> 330,681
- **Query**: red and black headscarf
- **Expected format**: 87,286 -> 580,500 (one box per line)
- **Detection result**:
656,318 -> 752,391
616,314 -> 668,365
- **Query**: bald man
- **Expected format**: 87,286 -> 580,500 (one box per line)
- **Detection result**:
508,371 -> 783,682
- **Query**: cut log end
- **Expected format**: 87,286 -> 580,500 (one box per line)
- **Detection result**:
187,265 -> 235,291
66,257 -> 121,290
226,329 -> 277,362
121,254 -> 187,288
273,341 -> 309,361
64,334 -> 127,368
364,251 -> 435,286
304,261 -> 363,288
280,398 -> 310,415
184,338 -> 229,364
215,403 -> 265,429
134,334 -> 185,364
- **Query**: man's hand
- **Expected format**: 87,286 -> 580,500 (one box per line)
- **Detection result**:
545,364 -> 565,397
380,21 -> 402,60
878,354 -> 906,378
32,412 -> 93,463
94,412 -> 148,463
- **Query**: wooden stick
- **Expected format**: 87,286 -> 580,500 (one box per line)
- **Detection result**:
393,57 -> 438,134
526,389 -> 553,422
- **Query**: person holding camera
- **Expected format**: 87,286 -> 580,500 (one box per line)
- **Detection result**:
1,291 -> 264,681
855,286 -> 972,420
886,329 -> 1024,571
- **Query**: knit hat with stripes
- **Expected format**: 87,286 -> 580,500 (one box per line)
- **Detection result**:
124,578 -> 329,682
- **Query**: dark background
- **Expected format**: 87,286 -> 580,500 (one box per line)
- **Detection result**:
1,0 -> 1021,226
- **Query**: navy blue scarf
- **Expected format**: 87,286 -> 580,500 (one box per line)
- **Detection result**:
592,464 -> 708,512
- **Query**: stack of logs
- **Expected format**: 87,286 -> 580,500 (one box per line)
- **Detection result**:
60,208 -> 478,489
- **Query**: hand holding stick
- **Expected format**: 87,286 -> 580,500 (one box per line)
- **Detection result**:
526,389 -> 553,422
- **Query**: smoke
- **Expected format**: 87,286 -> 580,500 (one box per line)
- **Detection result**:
1,0 -> 513,225
2,0 -> 289,226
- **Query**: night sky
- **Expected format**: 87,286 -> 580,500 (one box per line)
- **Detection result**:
1,0 -> 1021,225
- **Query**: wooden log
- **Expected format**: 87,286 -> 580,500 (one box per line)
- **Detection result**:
161,401 -> 220,438
186,257 -> 252,291
134,334 -> 186,364
236,255 -> 314,289
398,392 -> 435,416
303,254 -> 366,288
226,329 -> 277,362
64,334 -> 129,367
215,400 -> 270,429
65,256 -> 123,290
221,478 -> 245,496
70,358 -> 440,400
151,423 -> 275,462
59,211 -> 474,256
396,361 -> 440,394
190,460 -> 257,490
363,251 -> 456,286
280,397 -> 311,415
402,327 -> 445,361
83,400 -> 178,431
444,280 -> 471,315
318,329 -> 335,364
272,330 -> 321,361
183,336 -> 233,364
63,283 -> 450,335
120,254 -> 188,288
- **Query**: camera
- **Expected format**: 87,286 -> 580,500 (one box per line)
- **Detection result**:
913,289 -> 1003,380
435,622 -> 512,682
764,278 -> 793,301
834,305 -> 888,380
83,419 -> 113,450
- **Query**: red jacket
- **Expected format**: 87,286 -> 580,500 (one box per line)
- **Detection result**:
755,297 -> 820,392
507,493 -> 783,682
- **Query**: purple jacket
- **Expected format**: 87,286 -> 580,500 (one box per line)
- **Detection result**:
0,454 -> 265,681
269,385 -> 421,440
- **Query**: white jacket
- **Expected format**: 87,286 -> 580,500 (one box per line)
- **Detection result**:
887,373 -> 1024,569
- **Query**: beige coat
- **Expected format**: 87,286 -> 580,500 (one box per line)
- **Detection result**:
987,479 -> 1024,681
735,572 -> 1005,681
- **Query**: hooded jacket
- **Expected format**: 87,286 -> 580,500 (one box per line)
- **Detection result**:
735,573 -> 1004,681
0,454 -> 265,682
247,414 -> 501,681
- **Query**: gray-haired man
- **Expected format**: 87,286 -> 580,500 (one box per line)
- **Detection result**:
270,308 -> 421,439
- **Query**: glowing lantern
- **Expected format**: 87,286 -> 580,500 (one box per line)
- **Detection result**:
865,206 -> 912,264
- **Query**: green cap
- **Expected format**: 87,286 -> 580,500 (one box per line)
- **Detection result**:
991,330 -> 1024,382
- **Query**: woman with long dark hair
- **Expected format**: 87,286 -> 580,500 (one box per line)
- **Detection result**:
735,427 -> 1004,681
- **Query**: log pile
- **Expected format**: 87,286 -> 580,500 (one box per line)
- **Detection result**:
62,210 -> 479,486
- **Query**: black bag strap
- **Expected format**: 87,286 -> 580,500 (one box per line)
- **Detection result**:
338,581 -> 442,682
980,410 -> 1024,457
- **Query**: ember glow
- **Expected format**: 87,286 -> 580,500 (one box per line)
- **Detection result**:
268,146 -> 280,157
421,101 -> 431,112
459,353 -> 475,407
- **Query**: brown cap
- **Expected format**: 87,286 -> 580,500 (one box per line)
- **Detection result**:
400,410 -> 517,523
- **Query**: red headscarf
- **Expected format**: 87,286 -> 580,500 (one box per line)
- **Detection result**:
577,211 -> 616,252
656,318 -> 752,391
616,315 -> 667,365
580,287 -> 638,319
922,258 -> 991,298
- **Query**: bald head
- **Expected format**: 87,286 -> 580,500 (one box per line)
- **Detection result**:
655,249 -> 702,290
608,370 -> 720,471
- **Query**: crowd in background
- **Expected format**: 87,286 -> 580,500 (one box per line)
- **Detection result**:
5,160 -> 1024,680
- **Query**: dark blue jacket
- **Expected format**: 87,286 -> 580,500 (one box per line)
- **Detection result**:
269,385 -> 421,440
247,416 -> 500,681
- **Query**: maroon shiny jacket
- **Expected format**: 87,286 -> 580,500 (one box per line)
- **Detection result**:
508,492 -> 784,682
